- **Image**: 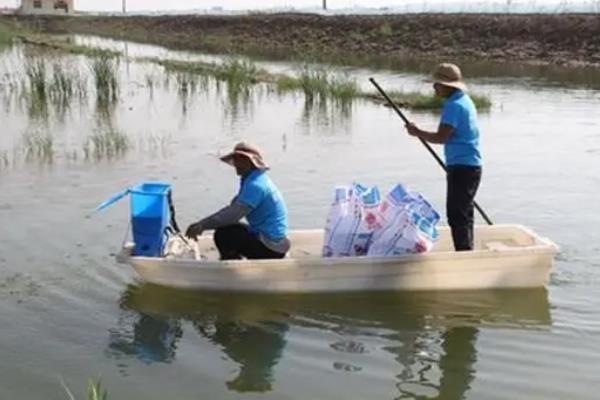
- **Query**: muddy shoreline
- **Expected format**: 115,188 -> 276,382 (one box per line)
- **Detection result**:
4,13 -> 600,69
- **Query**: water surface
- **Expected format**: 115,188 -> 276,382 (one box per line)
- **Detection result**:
0,37 -> 599,399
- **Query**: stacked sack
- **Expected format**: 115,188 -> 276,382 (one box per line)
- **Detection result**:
322,183 -> 440,258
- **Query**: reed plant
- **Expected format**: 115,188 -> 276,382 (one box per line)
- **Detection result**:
89,55 -> 119,107
366,90 -> 492,111
23,61 -> 49,120
276,69 -> 359,104
49,62 -> 74,101
26,60 -> 47,101
83,126 -> 129,160
63,378 -> 108,400
214,59 -> 260,87
22,130 -> 53,162
328,75 -> 359,102
0,21 -> 15,47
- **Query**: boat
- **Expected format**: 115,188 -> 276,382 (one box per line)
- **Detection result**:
116,224 -> 559,293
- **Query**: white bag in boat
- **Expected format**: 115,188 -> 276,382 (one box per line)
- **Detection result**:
164,235 -> 201,260
347,185 -> 384,256
322,185 -> 361,257
368,184 -> 440,256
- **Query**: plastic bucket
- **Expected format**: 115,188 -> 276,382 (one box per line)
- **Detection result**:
130,182 -> 171,256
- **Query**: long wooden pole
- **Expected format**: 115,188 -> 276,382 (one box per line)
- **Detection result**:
323,0 -> 327,10
369,77 -> 494,226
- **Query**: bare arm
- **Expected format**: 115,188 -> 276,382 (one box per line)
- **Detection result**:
185,200 -> 252,239
406,123 -> 455,144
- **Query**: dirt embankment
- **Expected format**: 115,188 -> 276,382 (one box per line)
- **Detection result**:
5,13 -> 600,68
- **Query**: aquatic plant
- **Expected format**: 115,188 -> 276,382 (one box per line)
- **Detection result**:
369,89 -> 492,111
49,62 -> 74,100
276,69 -> 358,104
22,61 -> 50,120
62,378 -> 108,400
83,126 -> 129,160
145,73 -> 158,99
214,59 -> 260,87
0,21 -> 15,47
328,75 -> 359,102
89,55 -> 119,108
26,60 -> 47,101
22,130 -> 54,163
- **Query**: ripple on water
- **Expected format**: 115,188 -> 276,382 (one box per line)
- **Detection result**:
330,340 -> 369,354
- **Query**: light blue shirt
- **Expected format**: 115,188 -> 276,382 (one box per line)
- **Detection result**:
440,90 -> 482,167
238,170 -> 288,241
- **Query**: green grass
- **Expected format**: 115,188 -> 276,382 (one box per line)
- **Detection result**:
0,20 -> 17,47
365,90 -> 492,111
147,57 -> 262,89
49,62 -> 74,100
23,60 -> 50,119
328,76 -> 360,102
23,130 -> 53,162
26,60 -> 47,100
214,59 -> 260,87
84,127 -> 129,160
62,378 -> 108,400
89,55 -> 119,106
470,93 -> 492,109
17,34 -> 120,58
276,69 -> 359,104
9,26 -> 491,113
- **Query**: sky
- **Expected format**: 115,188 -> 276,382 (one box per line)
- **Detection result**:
0,0 -> 587,12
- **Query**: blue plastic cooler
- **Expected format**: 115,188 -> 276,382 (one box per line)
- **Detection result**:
129,182 -> 172,257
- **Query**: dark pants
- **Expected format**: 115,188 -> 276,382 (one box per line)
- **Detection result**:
214,224 -> 286,260
447,165 -> 482,251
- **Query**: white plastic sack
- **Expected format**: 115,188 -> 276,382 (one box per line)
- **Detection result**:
322,185 -> 364,257
348,185 -> 384,256
164,235 -> 201,260
367,211 -> 439,256
323,183 -> 440,258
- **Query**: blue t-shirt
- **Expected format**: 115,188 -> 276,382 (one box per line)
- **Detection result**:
440,90 -> 482,167
237,170 -> 288,240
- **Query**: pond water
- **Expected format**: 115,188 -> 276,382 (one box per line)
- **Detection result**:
0,36 -> 599,399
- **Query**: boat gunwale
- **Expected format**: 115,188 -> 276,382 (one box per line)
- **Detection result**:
123,224 -> 559,271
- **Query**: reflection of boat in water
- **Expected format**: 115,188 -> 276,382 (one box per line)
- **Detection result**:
120,284 -> 552,329
119,225 -> 558,292
111,284 -> 551,396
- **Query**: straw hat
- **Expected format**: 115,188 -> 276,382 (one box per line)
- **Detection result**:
432,63 -> 468,91
220,142 -> 269,170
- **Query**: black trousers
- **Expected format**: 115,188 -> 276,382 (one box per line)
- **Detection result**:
214,224 -> 286,260
447,165 -> 482,251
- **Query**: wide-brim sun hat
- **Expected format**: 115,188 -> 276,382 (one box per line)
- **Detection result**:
220,142 -> 269,170
430,63 -> 468,92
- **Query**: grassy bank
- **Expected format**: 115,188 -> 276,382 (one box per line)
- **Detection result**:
3,13 -> 600,70
16,33 -> 491,110
0,20 -> 16,46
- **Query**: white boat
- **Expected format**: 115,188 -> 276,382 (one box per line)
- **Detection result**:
117,224 -> 559,293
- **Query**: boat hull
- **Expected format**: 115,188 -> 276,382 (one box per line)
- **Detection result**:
121,225 -> 559,293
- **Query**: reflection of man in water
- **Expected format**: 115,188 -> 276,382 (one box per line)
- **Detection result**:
436,327 -> 478,400
194,319 -> 288,393
391,325 -> 478,400
108,313 -> 183,364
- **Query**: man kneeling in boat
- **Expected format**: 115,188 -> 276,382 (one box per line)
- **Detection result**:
185,142 -> 290,260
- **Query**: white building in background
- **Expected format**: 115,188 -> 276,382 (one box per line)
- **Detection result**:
19,0 -> 74,15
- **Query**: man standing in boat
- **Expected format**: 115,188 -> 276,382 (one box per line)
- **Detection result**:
185,142 -> 290,260
405,63 -> 482,251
